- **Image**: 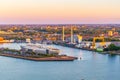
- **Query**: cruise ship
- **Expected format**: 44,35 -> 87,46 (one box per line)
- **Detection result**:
21,43 -> 60,54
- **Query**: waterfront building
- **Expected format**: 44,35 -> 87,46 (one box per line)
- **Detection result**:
26,38 -> 31,43
0,37 -> 14,43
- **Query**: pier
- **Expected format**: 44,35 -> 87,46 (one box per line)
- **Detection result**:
0,53 -> 77,61
0,47 -> 77,61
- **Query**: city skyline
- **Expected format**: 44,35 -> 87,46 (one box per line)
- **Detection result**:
0,0 -> 120,24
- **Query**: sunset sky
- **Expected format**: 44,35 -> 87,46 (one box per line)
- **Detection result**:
0,0 -> 120,24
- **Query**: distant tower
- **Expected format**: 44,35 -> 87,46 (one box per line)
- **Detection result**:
71,26 -> 73,43
108,31 -> 113,36
62,26 -> 65,42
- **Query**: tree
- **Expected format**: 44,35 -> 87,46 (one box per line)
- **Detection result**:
108,44 -> 120,51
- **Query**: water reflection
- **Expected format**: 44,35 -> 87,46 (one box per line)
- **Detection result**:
108,54 -> 119,63
78,51 -> 83,60
119,56 -> 120,63
92,51 -> 97,60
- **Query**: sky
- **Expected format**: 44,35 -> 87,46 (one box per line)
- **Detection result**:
0,0 -> 120,24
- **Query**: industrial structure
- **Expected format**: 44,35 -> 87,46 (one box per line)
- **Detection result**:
92,36 -> 105,49
62,26 -> 82,43
62,26 -> 65,42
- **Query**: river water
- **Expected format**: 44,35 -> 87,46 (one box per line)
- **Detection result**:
0,43 -> 120,80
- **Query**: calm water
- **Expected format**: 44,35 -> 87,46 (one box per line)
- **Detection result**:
0,43 -> 120,80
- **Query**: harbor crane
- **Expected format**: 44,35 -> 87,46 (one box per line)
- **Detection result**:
92,36 -> 105,49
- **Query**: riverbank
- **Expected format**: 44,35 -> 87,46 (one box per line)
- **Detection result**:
100,51 -> 120,55
54,42 -> 120,55
0,53 -> 77,61
54,42 -> 95,51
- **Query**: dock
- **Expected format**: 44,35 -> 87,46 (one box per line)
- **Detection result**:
0,53 -> 77,61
